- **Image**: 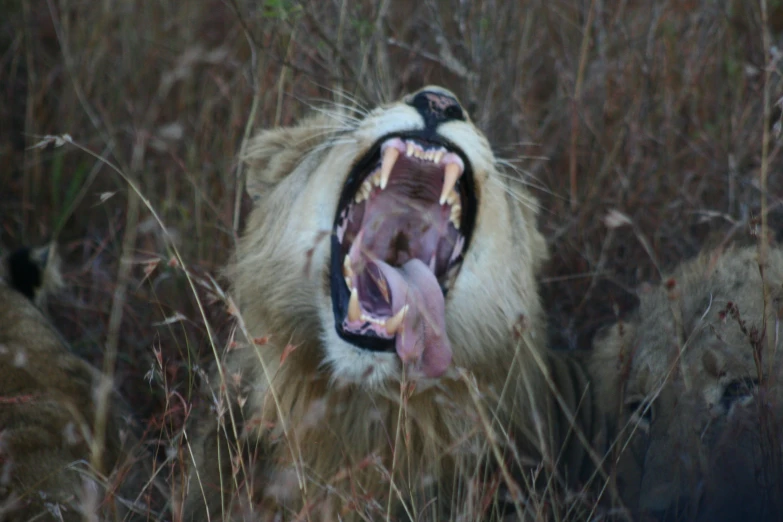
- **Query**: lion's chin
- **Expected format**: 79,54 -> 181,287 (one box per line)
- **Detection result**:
319,304 -> 456,389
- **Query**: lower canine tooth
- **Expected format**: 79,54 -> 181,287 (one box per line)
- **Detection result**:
385,305 -> 408,335
348,288 -> 361,322
380,147 -> 399,190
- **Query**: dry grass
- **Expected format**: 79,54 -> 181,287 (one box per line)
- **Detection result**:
1,0 -> 783,520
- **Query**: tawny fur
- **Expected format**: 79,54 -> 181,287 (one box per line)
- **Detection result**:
0,245 -> 154,521
590,245 -> 783,522
185,87 -> 602,521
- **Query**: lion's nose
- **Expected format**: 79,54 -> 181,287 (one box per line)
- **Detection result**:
408,90 -> 465,128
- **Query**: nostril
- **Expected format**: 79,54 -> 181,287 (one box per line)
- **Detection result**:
443,104 -> 464,121
408,90 -> 465,128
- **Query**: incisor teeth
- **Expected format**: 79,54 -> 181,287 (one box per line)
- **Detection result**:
440,163 -> 461,205
385,305 -> 408,335
348,288 -> 361,322
380,147 -> 399,190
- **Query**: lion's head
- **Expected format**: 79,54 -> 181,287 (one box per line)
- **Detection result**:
233,86 -> 548,387
590,245 -> 783,522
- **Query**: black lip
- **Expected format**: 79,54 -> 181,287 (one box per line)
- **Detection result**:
330,130 -> 477,353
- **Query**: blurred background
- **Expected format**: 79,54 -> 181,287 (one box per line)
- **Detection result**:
1,0 -> 782,513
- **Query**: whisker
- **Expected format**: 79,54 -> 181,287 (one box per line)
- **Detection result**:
487,176 -> 547,216
494,164 -> 560,199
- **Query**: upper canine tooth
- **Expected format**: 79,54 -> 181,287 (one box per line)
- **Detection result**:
385,304 -> 408,335
440,163 -> 461,205
380,147 -> 399,190
348,288 -> 361,322
406,142 -> 414,157
433,150 -> 445,163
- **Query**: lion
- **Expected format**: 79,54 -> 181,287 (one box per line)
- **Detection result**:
0,244 -> 156,521
183,86 -> 608,521
589,244 -> 783,522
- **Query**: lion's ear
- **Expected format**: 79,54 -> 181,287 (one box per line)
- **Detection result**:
243,115 -> 332,202
4,241 -> 64,307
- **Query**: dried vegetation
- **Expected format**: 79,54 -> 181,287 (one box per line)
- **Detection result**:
1,0 -> 782,519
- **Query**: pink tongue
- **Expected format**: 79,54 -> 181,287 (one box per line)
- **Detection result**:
374,258 -> 452,378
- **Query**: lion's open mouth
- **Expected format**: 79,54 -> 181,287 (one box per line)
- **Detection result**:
331,134 -> 476,378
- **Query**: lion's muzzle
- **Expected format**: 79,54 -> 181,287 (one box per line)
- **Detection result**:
331,130 -> 476,379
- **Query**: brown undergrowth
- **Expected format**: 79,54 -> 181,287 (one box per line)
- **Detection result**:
1,0 -> 782,520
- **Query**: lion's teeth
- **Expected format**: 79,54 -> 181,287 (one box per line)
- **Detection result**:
385,305 -> 408,335
428,254 -> 437,272
354,179 -> 373,203
348,287 -> 361,322
440,162 -> 461,205
446,189 -> 459,206
406,142 -> 414,157
344,276 -> 352,289
450,204 -> 462,229
433,150 -> 445,164
343,254 -> 353,278
380,147 -> 399,190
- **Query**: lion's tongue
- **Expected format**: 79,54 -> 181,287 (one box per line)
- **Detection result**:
374,258 -> 452,378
